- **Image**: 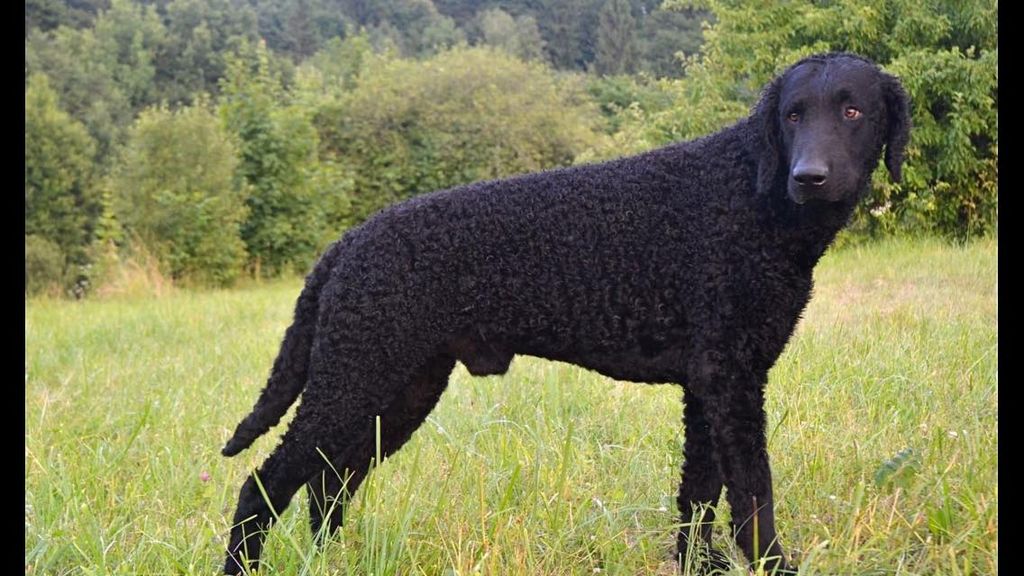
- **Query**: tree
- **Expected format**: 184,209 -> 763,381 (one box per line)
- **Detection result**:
91,0 -> 165,110
111,99 -> 248,286
880,46 -> 997,237
26,0 -> 70,33
595,0 -> 638,75
303,31 -> 374,91
26,26 -> 132,163
219,40 -> 328,276
25,74 -> 99,273
251,0 -> 348,62
26,0 -> 109,33
338,0 -> 464,57
155,0 -> 260,106
541,0 -> 585,69
636,6 -> 707,78
314,46 -> 605,224
584,73 -> 676,134
475,7 -> 546,62
26,0 -> 167,164
379,0 -> 465,56
475,7 -> 514,44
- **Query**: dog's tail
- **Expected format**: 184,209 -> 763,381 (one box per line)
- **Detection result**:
221,241 -> 343,457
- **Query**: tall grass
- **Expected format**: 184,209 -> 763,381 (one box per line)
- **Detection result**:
25,238 -> 997,575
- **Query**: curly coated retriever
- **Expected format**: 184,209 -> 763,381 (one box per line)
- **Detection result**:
221,52 -> 910,574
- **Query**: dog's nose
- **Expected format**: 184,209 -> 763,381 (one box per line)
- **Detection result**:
792,160 -> 829,186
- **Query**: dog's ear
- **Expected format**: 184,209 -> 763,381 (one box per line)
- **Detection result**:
755,76 -> 784,196
882,73 -> 911,183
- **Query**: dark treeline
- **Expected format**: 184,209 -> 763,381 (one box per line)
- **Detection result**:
26,0 -> 706,77
25,0 -> 996,297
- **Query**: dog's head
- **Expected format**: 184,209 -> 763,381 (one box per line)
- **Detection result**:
755,53 -> 911,205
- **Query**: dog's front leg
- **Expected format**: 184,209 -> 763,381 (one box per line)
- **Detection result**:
689,358 -> 795,574
676,389 -> 730,571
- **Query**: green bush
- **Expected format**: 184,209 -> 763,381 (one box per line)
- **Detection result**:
314,46 -> 606,224
112,98 -> 248,287
25,235 -> 66,297
585,74 -> 676,134
864,47 -> 997,238
220,40 -> 329,277
25,73 -> 100,280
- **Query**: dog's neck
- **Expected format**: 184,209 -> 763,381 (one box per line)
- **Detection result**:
758,187 -> 859,271
793,201 -> 856,268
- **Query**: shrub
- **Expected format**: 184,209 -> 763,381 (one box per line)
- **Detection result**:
25,235 -> 66,297
314,46 -> 606,224
112,98 -> 248,286
220,40 -> 329,276
25,73 -> 100,287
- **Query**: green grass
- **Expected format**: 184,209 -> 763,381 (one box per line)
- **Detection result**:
25,237 -> 997,575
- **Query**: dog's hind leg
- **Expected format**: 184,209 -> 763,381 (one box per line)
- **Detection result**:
224,398 -> 357,575
226,333 -> 427,574
306,354 -> 457,539
306,462 -> 349,541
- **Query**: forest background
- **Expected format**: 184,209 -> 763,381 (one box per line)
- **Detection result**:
25,0 -> 997,296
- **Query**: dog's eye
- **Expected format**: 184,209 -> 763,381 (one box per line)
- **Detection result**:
844,106 -> 862,120
786,112 -> 800,123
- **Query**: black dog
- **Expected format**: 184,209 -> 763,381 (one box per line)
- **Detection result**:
222,52 -> 910,574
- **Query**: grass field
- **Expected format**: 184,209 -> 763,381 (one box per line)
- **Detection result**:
25,237 -> 997,575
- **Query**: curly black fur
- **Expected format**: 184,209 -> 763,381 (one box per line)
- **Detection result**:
222,53 -> 910,574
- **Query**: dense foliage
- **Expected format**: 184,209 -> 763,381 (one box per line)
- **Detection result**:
111,99 -> 248,286
24,0 -> 996,296
652,0 -> 998,238
25,74 -> 100,292
314,46 -> 604,224
220,41 -> 329,277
